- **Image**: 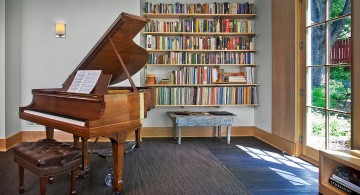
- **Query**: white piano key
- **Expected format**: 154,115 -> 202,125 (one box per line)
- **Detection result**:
24,110 -> 85,127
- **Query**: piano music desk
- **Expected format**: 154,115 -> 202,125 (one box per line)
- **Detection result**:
167,112 -> 236,144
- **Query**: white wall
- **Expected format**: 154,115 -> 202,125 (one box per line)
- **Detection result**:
5,0 -> 22,137
20,0 -> 141,130
140,0 -> 255,127
0,0 -> 5,138
254,0 -> 272,132
12,0 -> 272,133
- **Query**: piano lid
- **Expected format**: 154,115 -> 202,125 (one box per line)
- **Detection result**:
64,12 -> 150,86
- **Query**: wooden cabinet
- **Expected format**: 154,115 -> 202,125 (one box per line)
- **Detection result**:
143,2 -> 258,106
319,150 -> 360,194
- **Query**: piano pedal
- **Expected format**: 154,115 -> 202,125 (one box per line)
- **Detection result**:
124,142 -> 137,155
104,173 -> 113,187
76,166 -> 91,178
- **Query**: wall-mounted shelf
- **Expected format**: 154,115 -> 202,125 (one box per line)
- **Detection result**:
155,104 -> 259,107
144,2 -> 257,107
144,13 -> 257,19
147,49 -> 256,52
145,63 -> 257,67
143,32 -> 256,36
146,83 -> 258,87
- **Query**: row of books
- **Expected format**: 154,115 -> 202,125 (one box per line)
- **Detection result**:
144,2 -> 255,14
146,35 -> 255,50
328,166 -> 360,194
145,18 -> 254,33
155,86 -> 258,105
148,52 -> 255,65
163,66 -> 255,84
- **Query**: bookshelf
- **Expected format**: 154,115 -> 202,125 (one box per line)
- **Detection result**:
143,2 -> 257,106
319,150 -> 360,195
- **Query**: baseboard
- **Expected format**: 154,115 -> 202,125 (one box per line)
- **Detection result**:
0,139 -> 5,151
298,154 -> 319,166
0,132 -> 22,151
254,127 -> 296,155
1,127 -> 299,155
141,126 -> 254,137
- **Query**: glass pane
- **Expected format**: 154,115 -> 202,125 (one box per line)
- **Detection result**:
328,112 -> 351,150
329,66 -> 351,112
329,0 -> 351,20
307,67 -> 326,108
328,17 -> 351,64
307,0 -> 326,26
306,25 -> 326,66
306,107 -> 325,150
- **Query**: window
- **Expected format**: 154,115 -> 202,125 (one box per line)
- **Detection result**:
305,0 -> 351,150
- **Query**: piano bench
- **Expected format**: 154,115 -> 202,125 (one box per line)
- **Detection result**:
12,139 -> 82,195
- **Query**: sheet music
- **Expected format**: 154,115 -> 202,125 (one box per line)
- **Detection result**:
67,70 -> 102,94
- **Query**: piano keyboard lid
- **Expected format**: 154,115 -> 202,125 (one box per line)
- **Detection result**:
63,12 -> 150,88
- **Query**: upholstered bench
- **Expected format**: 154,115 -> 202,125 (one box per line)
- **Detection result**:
12,139 -> 82,195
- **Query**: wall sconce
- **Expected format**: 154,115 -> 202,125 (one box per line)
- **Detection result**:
55,23 -> 66,38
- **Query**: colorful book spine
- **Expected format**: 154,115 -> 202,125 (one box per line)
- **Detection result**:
148,52 -> 255,65
154,86 -> 258,105
144,2 -> 255,14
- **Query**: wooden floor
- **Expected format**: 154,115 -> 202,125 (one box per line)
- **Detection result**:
0,137 -> 319,194
204,137 -> 319,194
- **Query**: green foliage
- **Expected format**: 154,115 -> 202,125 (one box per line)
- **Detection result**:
312,86 -> 325,108
310,111 -> 350,137
312,66 -> 350,111
330,0 -> 351,39
330,0 -> 346,19
329,80 -> 349,109
330,66 -> 350,80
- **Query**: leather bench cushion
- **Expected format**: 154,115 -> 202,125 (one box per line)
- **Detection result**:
12,139 -> 82,168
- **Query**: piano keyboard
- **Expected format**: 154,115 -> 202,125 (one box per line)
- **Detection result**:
24,110 -> 85,127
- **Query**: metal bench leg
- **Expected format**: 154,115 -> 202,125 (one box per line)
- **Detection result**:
178,127 -> 181,144
217,126 -> 221,138
227,126 -> 231,144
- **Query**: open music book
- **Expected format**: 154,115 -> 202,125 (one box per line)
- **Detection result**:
67,70 -> 102,94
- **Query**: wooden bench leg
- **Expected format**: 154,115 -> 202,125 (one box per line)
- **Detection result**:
40,177 -> 47,195
18,165 -> 24,194
71,169 -> 77,194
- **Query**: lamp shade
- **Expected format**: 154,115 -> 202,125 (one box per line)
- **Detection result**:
55,23 -> 66,38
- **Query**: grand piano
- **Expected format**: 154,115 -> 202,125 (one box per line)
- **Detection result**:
19,12 -> 154,193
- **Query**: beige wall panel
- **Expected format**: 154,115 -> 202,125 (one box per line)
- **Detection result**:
254,127 -> 296,155
352,0 -> 360,149
272,0 -> 296,142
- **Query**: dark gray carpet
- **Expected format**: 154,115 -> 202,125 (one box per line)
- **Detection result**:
0,138 -> 251,195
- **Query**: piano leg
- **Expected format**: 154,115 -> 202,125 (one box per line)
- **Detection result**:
135,128 -> 141,148
111,138 -> 126,193
73,135 -> 80,148
46,127 -> 54,139
80,137 -> 91,177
